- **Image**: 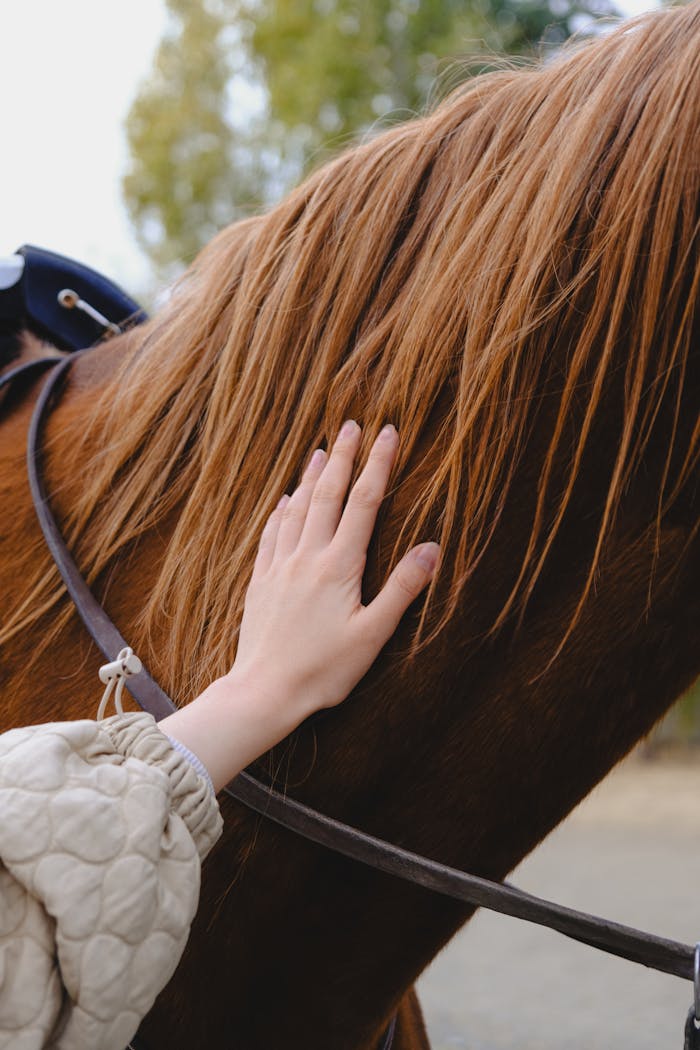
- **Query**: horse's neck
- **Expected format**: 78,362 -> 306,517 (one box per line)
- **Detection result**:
2,337 -> 698,1049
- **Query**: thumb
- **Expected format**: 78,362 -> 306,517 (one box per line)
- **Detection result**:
363,542 -> 440,643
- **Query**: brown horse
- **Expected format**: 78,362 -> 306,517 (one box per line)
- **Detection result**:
1,4 -> 699,1047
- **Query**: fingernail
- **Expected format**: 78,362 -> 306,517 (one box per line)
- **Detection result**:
307,448 -> 326,472
340,419 -> 359,438
379,423 -> 396,441
415,543 -> 440,572
277,495 -> 290,509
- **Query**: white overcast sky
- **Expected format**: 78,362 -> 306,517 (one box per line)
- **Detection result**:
1,0 -> 658,300
0,0 -> 168,294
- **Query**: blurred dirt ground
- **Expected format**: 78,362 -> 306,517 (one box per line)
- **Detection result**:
417,752 -> 700,1050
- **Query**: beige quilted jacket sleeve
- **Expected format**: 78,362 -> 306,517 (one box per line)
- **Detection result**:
0,712 -> 223,1050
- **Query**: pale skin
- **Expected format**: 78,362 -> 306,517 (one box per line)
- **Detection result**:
158,419 -> 440,793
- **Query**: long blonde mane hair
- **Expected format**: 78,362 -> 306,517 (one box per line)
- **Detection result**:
4,3 -> 699,702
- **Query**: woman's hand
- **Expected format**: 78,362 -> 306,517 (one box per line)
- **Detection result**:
158,421 -> 439,792
230,420 -> 440,718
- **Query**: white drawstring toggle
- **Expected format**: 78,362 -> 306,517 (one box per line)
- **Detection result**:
97,647 -> 143,719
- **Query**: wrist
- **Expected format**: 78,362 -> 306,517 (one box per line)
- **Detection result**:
157,670 -> 301,794
223,661 -> 314,729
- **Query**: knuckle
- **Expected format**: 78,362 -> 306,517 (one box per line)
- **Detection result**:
257,525 -> 274,548
350,482 -> 381,509
331,445 -> 357,469
315,550 -> 340,578
308,548 -> 353,585
311,482 -> 342,506
330,547 -> 366,580
282,496 -> 305,519
275,549 -> 309,582
370,439 -> 394,460
314,564 -> 336,588
285,549 -> 308,574
335,429 -> 359,449
394,566 -> 419,598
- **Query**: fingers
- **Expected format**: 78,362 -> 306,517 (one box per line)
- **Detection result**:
362,542 -> 440,644
250,494 -> 290,580
332,423 -> 398,561
258,424 -> 440,635
298,419 -> 362,549
274,447 -> 328,559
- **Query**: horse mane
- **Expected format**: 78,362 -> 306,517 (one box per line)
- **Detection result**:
3,4 -> 699,702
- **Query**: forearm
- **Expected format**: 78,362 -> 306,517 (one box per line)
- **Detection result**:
157,670 -> 302,794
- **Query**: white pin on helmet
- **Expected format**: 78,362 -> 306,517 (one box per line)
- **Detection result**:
0,254 -> 24,291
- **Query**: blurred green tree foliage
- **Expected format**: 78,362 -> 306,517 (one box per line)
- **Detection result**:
650,677 -> 700,750
124,0 -> 617,279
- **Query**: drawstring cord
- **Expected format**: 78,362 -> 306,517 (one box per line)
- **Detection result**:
97,647 -> 143,719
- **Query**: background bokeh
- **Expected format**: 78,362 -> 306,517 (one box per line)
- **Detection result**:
2,0 -> 658,293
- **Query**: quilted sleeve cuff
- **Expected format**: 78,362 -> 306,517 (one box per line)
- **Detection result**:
100,712 -> 223,862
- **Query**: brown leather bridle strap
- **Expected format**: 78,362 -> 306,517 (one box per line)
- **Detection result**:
25,357 -> 696,985
378,1015 -> 397,1049
0,356 -> 61,398
26,353 -> 178,719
